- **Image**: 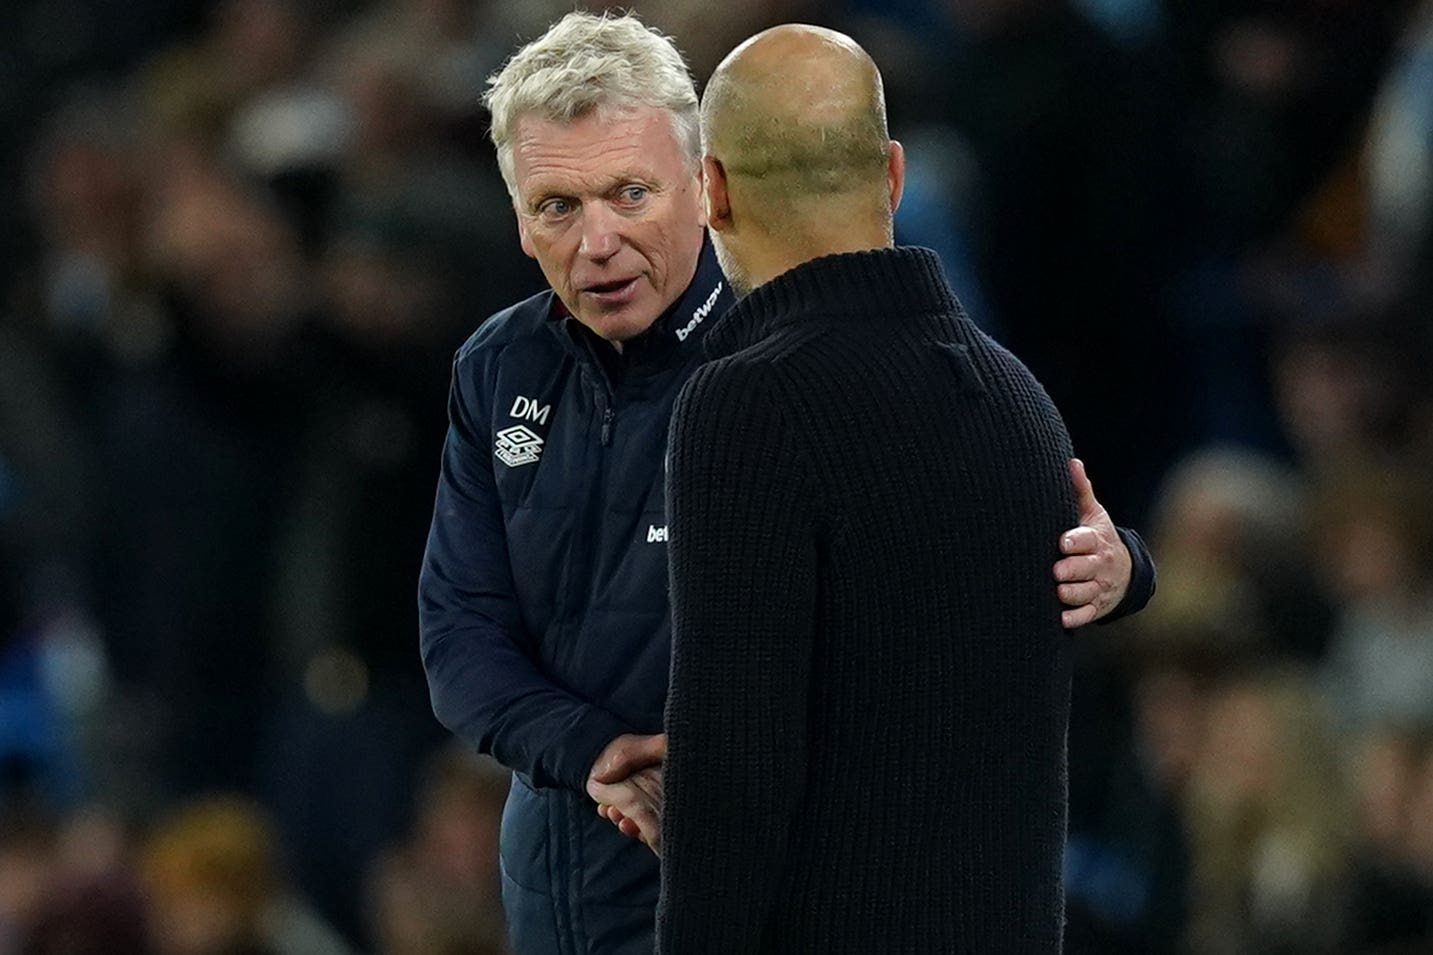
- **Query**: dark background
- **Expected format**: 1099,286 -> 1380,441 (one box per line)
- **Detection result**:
2,0 -> 1432,953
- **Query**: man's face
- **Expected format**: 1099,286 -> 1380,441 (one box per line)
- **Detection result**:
511,106 -> 705,343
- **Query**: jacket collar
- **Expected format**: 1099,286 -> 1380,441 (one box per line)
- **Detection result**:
552,234 -> 733,379
703,246 -> 956,360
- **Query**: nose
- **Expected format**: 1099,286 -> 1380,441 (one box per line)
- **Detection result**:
578,202 -> 622,261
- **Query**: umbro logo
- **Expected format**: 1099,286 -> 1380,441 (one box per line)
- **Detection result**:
495,425 -> 544,467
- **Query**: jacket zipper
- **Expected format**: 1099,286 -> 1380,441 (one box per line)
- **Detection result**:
578,333 -> 618,448
600,406 -> 615,447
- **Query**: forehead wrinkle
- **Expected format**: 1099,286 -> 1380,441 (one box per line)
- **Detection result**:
513,111 -> 682,200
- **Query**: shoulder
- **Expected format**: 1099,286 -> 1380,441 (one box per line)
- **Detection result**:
454,288 -> 557,368
670,353 -> 792,464
678,350 -> 784,416
447,289 -> 558,420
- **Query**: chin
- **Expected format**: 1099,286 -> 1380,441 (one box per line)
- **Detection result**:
583,307 -> 662,345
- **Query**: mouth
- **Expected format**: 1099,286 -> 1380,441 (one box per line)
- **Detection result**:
580,277 -> 641,305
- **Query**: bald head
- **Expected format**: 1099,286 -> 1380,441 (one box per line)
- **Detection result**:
699,25 -> 902,291
704,25 -> 890,207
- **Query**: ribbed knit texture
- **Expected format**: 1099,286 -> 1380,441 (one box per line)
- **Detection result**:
657,247 -> 1077,954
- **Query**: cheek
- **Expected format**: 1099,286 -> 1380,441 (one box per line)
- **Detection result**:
528,234 -> 577,289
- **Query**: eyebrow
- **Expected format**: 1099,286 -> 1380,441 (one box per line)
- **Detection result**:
524,170 -> 657,206
522,190 -> 570,213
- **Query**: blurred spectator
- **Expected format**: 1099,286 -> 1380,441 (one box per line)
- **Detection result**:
1314,463 -> 1433,732
1,803 -> 147,955
1271,319 -> 1421,469
1341,726 -> 1433,951
22,870 -> 150,955
141,796 -> 351,955
6,88 -> 140,648
250,16 -> 536,934
315,15 -> 538,312
365,745 -> 508,955
1148,447 -> 1332,659
0,803 -> 57,952
640,0 -> 824,80
142,0 -> 318,146
928,0 -> 1179,519
1183,667 -> 1352,954
84,156 -> 317,801
1064,648 -> 1200,953
1362,0 -> 1433,298
1161,0 -> 1411,450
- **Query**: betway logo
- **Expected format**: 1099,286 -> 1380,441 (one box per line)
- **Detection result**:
675,281 -> 723,342
646,524 -> 668,543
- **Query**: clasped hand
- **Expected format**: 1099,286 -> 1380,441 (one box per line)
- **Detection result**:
587,732 -> 666,855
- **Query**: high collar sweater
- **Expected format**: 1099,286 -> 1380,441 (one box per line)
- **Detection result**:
658,246 -> 1079,954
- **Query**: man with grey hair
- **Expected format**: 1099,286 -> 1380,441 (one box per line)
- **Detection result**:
417,12 -> 1153,955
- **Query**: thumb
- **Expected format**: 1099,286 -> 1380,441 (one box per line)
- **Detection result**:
592,733 -> 667,784
636,733 -> 667,766
1069,458 -> 1098,519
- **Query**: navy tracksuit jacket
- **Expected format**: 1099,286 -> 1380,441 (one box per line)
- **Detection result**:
419,240 -> 732,955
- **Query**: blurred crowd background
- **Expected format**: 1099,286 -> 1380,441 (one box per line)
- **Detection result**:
0,0 -> 1431,952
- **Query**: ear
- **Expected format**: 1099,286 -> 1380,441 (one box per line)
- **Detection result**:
702,155 -> 733,233
514,201 -> 536,259
887,140 -> 906,214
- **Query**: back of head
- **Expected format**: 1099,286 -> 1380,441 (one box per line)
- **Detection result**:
701,25 -> 894,249
484,11 -> 700,195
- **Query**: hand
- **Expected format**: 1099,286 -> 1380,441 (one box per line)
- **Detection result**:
587,766 -> 664,855
1054,458 -> 1131,628
589,732 -> 666,784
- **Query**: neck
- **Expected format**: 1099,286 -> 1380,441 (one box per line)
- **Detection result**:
744,228 -> 893,292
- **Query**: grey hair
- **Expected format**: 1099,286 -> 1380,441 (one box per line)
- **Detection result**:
484,11 -> 700,195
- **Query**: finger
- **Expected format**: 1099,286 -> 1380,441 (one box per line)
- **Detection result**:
1059,526 -> 1099,555
1053,554 -> 1101,583
1062,603 -> 1098,629
593,745 -> 638,784
627,809 -> 659,844
1057,581 -> 1101,607
627,805 -> 662,842
1069,458 -> 1099,519
587,780 -> 623,807
638,733 -> 667,766
591,749 -> 622,784
592,734 -> 666,784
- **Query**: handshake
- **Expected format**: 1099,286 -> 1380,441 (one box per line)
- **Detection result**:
586,732 -> 667,856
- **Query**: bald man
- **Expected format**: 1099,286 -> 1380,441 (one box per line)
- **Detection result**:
654,26 -> 1081,952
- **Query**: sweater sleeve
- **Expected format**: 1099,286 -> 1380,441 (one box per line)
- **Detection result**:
417,354 -> 633,794
657,363 -> 819,954
1097,526 -> 1157,624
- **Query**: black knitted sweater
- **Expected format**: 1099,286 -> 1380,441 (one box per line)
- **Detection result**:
657,247 -> 1077,954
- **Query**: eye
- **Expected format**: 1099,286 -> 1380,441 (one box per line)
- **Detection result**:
536,197 -> 575,221
617,184 -> 649,205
